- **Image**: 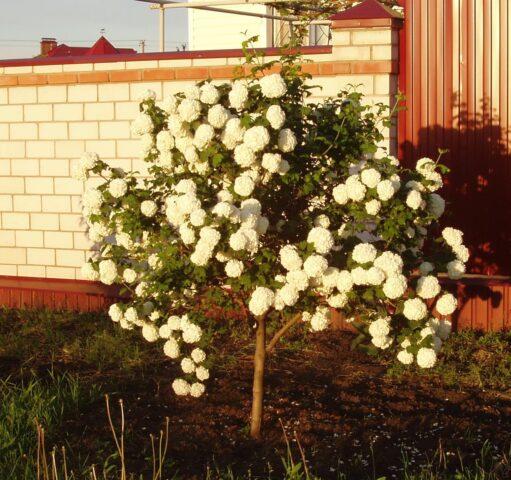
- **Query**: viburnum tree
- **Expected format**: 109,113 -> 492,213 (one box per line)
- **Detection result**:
75,44 -> 468,439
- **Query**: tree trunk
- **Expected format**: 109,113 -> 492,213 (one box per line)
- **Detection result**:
250,315 -> 266,440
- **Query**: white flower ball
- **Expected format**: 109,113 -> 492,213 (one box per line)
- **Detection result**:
200,83 -> 220,104
228,81 -> 249,110
193,123 -> 215,149
190,382 -> 205,398
286,270 -> 309,291
278,284 -> 300,307
122,268 -> 136,283
172,378 -> 190,396
141,200 -> 157,217
310,308 -> 329,332
178,98 -> 201,123
332,184 -> 349,205
376,179 -> 395,201
244,126 -> 270,152
345,177 -> 367,202
452,244 -> 470,263
108,178 -> 128,199
234,175 -> 255,197
416,347 -> 437,368
419,262 -> 434,275
436,293 -> 457,316
189,208 -> 206,227
303,255 -> 328,278
336,270 -> 353,293
351,267 -> 368,286
131,113 -> 153,136
191,348 -> 206,363
248,287 -> 275,316
382,275 -> 407,299
142,323 -> 159,343
266,104 -> 286,129
372,335 -> 393,349
403,298 -> 428,321
327,293 -> 348,308
259,73 -> 287,98
182,323 -> 203,343
307,227 -> 334,255
365,199 -> 381,215
156,130 -> 174,152
164,338 -> 180,358
406,189 -> 422,210
416,275 -> 441,299
160,95 -> 178,114
447,260 -> 465,280
181,357 -> 196,374
234,144 -> 256,167
279,245 -> 301,271
397,350 -> 414,365
184,85 -> 201,100
99,259 -> 117,285
278,128 -> 297,152
108,303 -> 123,323
374,251 -> 404,276
81,262 -> 99,281
442,227 -> 464,247
207,104 -> 230,129
352,243 -> 377,264
366,267 -> 385,285
195,366 -> 210,381
360,168 -> 381,188
261,153 -> 282,173
124,307 -> 139,324
225,259 -> 244,278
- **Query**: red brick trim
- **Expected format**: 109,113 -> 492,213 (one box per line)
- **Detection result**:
0,46 -> 331,68
0,61 -> 398,87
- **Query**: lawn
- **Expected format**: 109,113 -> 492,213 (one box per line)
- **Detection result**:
0,307 -> 510,479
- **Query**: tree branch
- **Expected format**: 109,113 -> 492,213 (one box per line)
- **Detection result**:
266,313 -> 302,355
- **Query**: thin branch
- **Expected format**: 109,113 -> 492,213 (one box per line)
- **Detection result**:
266,313 -> 302,354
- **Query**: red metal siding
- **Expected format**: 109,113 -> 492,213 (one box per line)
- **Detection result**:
398,0 -> 511,276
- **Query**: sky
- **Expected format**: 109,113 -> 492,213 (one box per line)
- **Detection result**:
0,0 -> 189,60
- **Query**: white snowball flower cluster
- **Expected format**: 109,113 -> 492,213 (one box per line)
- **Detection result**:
259,73 -> 287,98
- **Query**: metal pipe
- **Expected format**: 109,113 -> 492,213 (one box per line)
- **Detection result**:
159,5 -> 165,52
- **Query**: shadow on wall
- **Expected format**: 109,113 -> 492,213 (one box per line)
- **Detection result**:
401,97 -> 511,277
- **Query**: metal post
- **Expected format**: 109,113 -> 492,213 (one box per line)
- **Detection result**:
159,5 -> 165,52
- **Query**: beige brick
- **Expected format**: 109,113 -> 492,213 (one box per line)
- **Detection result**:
94,61 -> 125,71
40,159 -> 69,177
116,139 -> 140,157
42,195 -> 71,213
0,264 -> 17,275
0,194 -> 13,211
24,104 -> 53,122
27,248 -> 55,265
125,60 -> 158,70
18,265 -> 46,277
25,178 -> 54,195
38,86 -> 67,103
115,101 -> 139,120
374,74 -> 396,95
0,105 -> 23,122
98,83 -> 130,102
332,46 -> 371,61
10,159 -> 39,176
99,121 -> 130,139
0,230 -> 15,247
55,177 -> 83,195
13,194 -> 42,211
130,82 -> 162,101
314,75 -> 374,96
352,29 -> 393,45
55,140 -> 85,158
73,231 -> 94,250
71,195 -> 82,213
84,140 -> 115,157
0,124 -> 8,140
0,141 -> 25,158
132,160 -> 150,176
44,231 -> 73,248
159,59 -> 192,68
372,45 -> 397,61
0,247 -> 26,264
27,141 -> 55,158
68,84 -> 97,102
9,86 -> 37,104
84,103 -> 114,120
192,57 -> 227,67
15,230 -> 44,247
63,63 -> 93,72
2,212 -> 29,229
39,122 -> 68,140
46,266 -> 76,279
56,249 -> 85,267
0,176 -> 24,193
30,213 -> 60,230
105,158 -> 131,171
69,122 -> 98,140
0,88 -> 7,105
4,66 -> 32,74
0,159 -> 10,175
10,123 -> 38,140
331,30 -> 351,46
54,103 -> 83,121
33,65 -> 63,74
59,213 -> 87,232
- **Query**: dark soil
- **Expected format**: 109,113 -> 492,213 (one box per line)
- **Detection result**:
28,331 -> 511,479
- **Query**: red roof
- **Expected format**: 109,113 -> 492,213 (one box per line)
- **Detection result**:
45,36 -> 136,58
331,0 -> 402,20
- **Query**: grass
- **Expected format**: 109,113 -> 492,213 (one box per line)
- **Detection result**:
387,330 -> 511,390
0,308 -> 510,479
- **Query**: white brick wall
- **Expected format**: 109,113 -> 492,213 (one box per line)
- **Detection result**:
0,30 -> 398,279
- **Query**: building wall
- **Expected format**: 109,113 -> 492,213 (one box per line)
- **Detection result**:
0,25 -> 398,282
188,2 -> 271,50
